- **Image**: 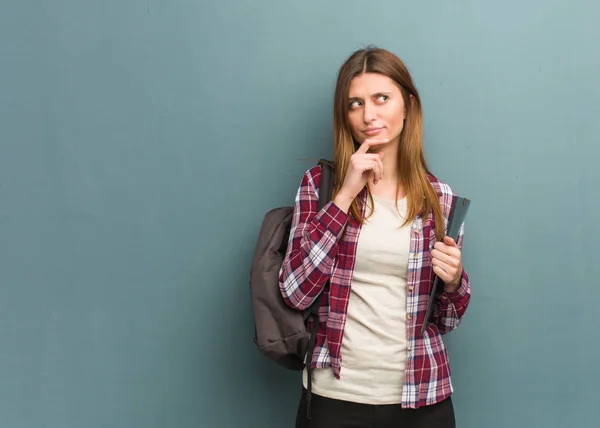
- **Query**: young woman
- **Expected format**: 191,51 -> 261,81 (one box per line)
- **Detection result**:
279,47 -> 471,428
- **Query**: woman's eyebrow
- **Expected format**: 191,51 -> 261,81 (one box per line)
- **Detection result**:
349,92 -> 393,100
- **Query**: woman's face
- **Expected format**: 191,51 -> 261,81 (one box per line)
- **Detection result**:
347,72 -> 407,147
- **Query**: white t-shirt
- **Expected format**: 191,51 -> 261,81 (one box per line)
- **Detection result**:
303,194 -> 412,405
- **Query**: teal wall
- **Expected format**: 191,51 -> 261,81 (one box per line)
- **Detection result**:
1,1 -> 599,427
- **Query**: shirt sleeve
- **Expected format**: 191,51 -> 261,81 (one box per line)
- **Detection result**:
432,221 -> 471,334
278,168 -> 349,311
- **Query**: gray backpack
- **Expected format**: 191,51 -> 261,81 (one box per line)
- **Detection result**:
249,159 -> 335,371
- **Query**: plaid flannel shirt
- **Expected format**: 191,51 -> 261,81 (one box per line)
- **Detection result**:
279,165 -> 471,409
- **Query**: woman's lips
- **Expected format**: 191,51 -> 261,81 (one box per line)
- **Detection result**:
363,127 -> 384,136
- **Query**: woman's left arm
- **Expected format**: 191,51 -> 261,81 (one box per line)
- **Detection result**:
430,223 -> 471,334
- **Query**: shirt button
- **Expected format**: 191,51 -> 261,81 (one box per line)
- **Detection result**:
412,253 -> 419,258
407,345 -> 412,351
408,286 -> 414,292
407,314 -> 412,320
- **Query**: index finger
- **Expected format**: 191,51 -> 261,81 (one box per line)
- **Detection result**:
443,236 -> 457,247
356,138 -> 389,154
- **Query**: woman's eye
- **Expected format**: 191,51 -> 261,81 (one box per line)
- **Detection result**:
376,95 -> 389,102
349,101 -> 361,109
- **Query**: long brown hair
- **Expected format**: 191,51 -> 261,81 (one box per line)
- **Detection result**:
332,46 -> 445,240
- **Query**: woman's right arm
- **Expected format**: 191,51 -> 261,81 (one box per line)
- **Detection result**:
279,138 -> 387,310
278,167 -> 349,311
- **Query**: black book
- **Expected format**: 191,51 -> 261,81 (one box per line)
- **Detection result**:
420,196 -> 471,336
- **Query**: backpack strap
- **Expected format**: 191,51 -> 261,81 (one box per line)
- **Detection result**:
317,159 -> 335,210
305,158 -> 335,419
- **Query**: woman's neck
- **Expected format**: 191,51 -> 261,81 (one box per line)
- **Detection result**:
368,138 -> 405,199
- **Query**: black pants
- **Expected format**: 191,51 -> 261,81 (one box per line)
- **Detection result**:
295,389 -> 455,428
